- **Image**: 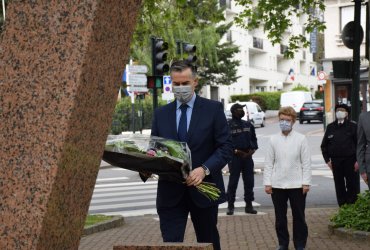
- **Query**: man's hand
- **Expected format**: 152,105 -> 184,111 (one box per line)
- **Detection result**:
327,160 -> 333,171
235,149 -> 255,158
265,185 -> 272,194
354,162 -> 359,172
186,167 -> 205,187
361,172 -> 368,184
302,185 -> 310,194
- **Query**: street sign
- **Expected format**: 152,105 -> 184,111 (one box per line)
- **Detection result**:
127,74 -> 147,86
127,65 -> 148,74
127,86 -> 148,92
163,75 -> 172,94
162,92 -> 174,101
317,71 -> 327,80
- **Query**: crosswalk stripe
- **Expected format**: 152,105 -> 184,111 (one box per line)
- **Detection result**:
90,194 -> 156,204
94,181 -> 157,188
96,177 -> 129,182
93,183 -> 157,193
92,189 -> 157,198
89,200 -> 156,210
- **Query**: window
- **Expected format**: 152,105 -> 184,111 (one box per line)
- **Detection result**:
340,5 -> 366,33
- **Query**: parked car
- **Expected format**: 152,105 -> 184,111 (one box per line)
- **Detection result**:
299,101 -> 324,124
280,91 -> 313,116
226,101 -> 266,127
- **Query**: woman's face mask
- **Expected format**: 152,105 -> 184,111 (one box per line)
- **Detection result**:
279,119 -> 293,132
172,85 -> 193,103
336,111 -> 347,120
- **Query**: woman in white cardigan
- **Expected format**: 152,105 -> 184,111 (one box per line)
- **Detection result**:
264,106 -> 311,250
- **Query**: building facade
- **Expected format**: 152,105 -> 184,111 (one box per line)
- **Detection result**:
322,0 -> 369,123
201,0 -> 319,107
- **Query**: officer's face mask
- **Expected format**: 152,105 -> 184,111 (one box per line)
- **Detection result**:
279,119 -> 292,132
335,111 -> 347,121
173,85 -> 193,104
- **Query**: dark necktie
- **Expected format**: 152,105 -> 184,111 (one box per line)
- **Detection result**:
178,104 -> 188,142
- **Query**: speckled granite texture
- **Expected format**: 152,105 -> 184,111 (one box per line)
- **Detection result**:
113,244 -> 214,250
0,1 -> 141,249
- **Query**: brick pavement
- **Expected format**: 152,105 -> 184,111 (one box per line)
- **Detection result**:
79,207 -> 369,250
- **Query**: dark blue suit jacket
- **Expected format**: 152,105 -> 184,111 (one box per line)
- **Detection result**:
151,96 -> 233,208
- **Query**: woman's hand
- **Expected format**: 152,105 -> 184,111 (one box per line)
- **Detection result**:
302,185 -> 310,194
265,185 -> 272,194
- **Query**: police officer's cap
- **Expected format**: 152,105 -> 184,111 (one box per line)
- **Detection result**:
335,103 -> 350,113
230,103 -> 246,113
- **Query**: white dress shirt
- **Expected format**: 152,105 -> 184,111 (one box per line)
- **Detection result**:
263,130 -> 311,189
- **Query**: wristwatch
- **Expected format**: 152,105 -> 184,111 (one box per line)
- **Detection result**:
201,164 -> 210,176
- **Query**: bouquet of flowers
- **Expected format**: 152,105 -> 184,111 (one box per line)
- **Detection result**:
103,134 -> 220,201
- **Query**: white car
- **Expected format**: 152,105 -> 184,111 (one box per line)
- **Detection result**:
226,101 -> 266,127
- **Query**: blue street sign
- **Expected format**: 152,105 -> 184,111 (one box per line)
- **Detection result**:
163,75 -> 171,85
122,70 -> 127,82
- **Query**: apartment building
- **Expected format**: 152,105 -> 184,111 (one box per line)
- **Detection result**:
201,0 -> 318,106
322,0 -> 369,120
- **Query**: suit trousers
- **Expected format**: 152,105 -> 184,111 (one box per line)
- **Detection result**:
271,188 -> 308,249
227,156 -> 254,204
157,189 -> 221,250
331,156 -> 360,206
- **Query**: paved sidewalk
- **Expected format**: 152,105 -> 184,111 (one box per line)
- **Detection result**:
79,207 -> 369,250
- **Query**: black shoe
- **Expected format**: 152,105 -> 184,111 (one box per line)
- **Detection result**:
276,246 -> 288,250
295,247 -> 305,250
226,207 -> 234,215
245,202 -> 257,214
226,202 -> 234,215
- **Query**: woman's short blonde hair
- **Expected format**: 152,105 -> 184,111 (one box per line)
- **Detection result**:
278,106 -> 297,122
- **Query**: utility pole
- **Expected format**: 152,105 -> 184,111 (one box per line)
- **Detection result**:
351,0 -> 363,122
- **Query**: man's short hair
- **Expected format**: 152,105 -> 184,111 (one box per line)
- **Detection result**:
170,60 -> 197,78
278,106 -> 297,122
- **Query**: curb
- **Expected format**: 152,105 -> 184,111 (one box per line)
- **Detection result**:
328,223 -> 370,241
83,216 -> 125,236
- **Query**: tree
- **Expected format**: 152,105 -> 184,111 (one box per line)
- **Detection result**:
234,0 -> 326,58
0,0 -> 7,33
131,0 -> 240,88
197,22 -> 240,90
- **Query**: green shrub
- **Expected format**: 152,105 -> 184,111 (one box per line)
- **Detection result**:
330,191 -> 370,232
230,91 -> 282,110
292,84 -> 310,92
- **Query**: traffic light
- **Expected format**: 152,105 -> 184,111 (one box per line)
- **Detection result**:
151,37 -> 169,76
147,76 -> 163,89
183,43 -> 197,64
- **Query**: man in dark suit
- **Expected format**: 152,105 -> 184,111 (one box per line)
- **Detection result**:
151,60 -> 232,250
357,110 -> 370,190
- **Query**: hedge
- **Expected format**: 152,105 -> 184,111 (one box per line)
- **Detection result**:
230,91 -> 282,111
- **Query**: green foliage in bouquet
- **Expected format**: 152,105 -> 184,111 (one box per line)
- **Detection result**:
330,191 -> 370,232
196,182 -> 221,201
155,140 -> 188,162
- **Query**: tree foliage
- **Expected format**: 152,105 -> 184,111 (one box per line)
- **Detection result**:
131,0 -> 240,87
234,0 -> 326,58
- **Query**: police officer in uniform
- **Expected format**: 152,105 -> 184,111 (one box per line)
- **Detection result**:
226,103 -> 258,215
321,103 -> 360,206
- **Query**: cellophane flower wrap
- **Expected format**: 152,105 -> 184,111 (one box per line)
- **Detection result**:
103,134 -> 220,201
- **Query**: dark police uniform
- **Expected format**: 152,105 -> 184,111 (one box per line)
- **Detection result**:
321,119 -> 360,206
226,117 -> 258,211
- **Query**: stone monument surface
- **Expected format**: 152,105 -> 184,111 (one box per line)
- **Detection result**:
0,1 -> 141,249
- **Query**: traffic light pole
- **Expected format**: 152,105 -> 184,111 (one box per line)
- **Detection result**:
151,37 -> 158,110
351,0 -> 363,122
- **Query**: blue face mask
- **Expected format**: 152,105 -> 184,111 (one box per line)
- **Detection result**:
279,120 -> 292,132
